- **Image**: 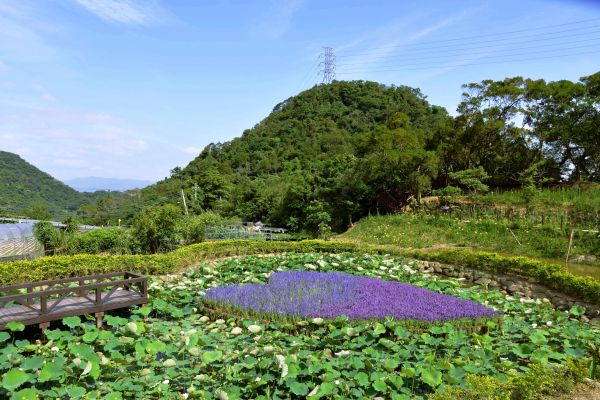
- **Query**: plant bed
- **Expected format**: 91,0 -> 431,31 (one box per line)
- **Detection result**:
203,270 -> 499,323
0,252 -> 598,399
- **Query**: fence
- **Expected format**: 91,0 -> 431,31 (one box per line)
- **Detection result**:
205,224 -> 293,242
428,203 -> 600,231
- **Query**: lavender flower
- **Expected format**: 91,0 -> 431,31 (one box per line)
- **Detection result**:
203,271 -> 498,322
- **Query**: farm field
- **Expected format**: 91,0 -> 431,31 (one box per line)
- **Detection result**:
338,214 -> 600,277
1,252 -> 599,399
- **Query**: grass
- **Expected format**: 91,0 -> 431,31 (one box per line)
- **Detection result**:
473,183 -> 600,211
338,213 -> 600,267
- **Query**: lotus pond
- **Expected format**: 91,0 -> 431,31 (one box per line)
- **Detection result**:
0,252 -> 599,399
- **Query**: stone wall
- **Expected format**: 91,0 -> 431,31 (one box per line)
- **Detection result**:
413,260 -> 600,322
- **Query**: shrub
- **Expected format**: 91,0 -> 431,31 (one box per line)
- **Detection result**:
131,204 -> 182,253
1,240 -> 599,308
429,359 -> 589,400
176,211 -> 224,244
32,221 -> 60,254
75,228 -> 131,254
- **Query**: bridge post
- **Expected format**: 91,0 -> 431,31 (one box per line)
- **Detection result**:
95,312 -> 104,328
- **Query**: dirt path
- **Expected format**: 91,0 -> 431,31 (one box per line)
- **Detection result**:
549,382 -> 600,399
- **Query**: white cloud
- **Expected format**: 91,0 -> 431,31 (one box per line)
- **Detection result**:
182,146 -> 202,155
257,0 -> 304,38
84,112 -> 114,121
31,83 -> 55,102
335,11 -> 470,77
73,0 -> 167,25
0,15 -> 57,63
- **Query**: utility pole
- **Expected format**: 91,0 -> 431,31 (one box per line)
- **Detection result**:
180,189 -> 189,216
319,47 -> 336,84
193,184 -> 199,201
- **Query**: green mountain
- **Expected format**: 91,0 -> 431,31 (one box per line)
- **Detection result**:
78,73 -> 600,232
135,80 -> 452,231
0,151 -> 86,215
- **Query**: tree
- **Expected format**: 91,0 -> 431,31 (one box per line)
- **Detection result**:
357,112 -> 438,204
448,167 -> 490,194
33,221 -> 60,255
23,203 -> 52,221
132,204 -> 182,253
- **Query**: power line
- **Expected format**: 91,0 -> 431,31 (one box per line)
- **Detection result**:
319,47 -> 336,84
337,42 -> 600,71
294,59 -> 321,94
337,31 -> 600,64
337,17 -> 600,57
336,48 -> 600,74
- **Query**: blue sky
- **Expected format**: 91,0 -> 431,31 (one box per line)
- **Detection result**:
1,0 -> 599,182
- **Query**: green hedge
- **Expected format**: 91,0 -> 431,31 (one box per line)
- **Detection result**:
0,240 -> 360,286
403,248 -> 600,305
2,240 -> 599,307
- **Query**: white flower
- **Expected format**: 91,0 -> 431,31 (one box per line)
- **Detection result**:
255,377 -> 261,382
304,263 -> 317,270
199,316 -> 210,323
162,379 -> 170,385
335,380 -> 340,385
532,323 -> 538,328
215,389 -> 229,400
51,346 -> 59,352
335,350 -> 350,357
182,394 -> 189,399
248,325 -> 262,334
311,318 -> 324,325
356,267 -> 364,271
81,361 -> 93,376
264,345 -> 274,353
231,327 -> 243,335
215,319 -> 225,324
275,354 -> 288,379
546,321 -> 553,326
163,359 -> 177,367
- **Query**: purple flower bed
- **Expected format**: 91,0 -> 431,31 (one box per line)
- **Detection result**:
203,271 -> 498,322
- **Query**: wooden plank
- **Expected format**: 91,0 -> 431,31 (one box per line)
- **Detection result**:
0,272 -> 148,330
0,289 -> 146,330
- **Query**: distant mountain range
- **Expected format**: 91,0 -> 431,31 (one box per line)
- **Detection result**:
64,177 -> 153,192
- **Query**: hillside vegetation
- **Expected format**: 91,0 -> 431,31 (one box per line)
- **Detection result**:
82,72 -> 599,233
0,151 -> 86,215
338,213 -> 600,272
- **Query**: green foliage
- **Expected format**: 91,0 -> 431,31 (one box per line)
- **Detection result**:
449,167 -> 490,194
0,151 -> 86,216
0,253 -> 597,399
432,186 -> 462,205
429,359 -> 589,400
1,239 -> 600,310
340,213 -> 600,270
75,228 -> 131,254
131,204 -> 182,254
22,203 -> 52,221
32,221 -> 60,254
175,211 -> 224,244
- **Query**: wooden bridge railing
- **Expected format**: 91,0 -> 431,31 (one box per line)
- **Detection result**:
0,272 -> 148,330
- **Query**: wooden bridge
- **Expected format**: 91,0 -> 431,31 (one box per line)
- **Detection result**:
0,272 -> 148,330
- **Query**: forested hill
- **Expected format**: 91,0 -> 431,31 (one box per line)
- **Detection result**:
148,81 -> 452,231
85,73 -> 598,233
0,151 -> 86,214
